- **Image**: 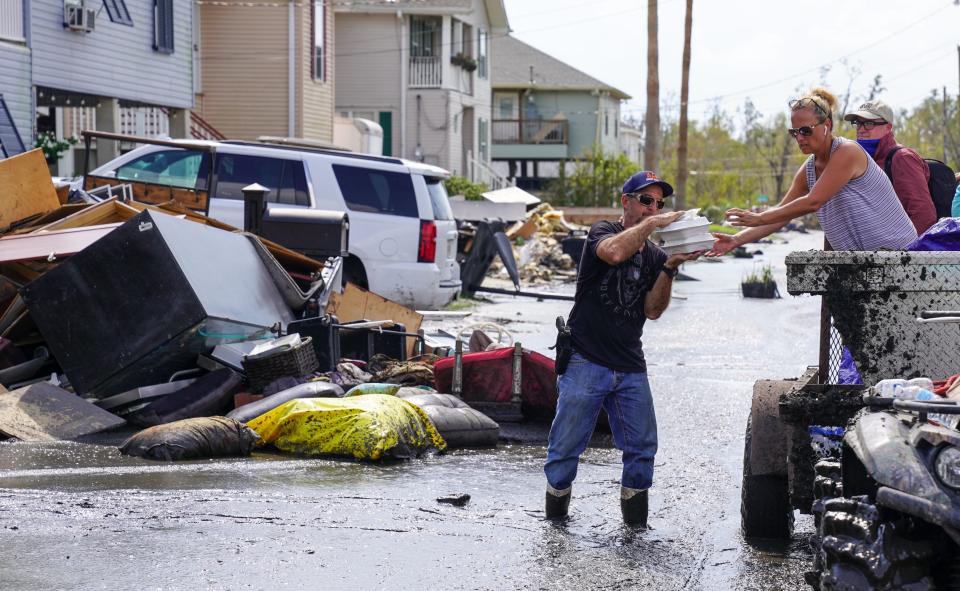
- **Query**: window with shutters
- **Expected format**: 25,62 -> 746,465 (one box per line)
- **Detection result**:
477,30 -> 488,79
312,0 -> 325,81
103,0 -> 133,26
153,0 -> 174,54
0,0 -> 25,41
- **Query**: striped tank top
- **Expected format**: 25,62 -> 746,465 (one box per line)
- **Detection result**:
806,137 -> 917,250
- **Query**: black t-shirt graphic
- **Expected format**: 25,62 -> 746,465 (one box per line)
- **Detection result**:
567,220 -> 668,372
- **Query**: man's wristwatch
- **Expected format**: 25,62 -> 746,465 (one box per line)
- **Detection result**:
661,265 -> 679,279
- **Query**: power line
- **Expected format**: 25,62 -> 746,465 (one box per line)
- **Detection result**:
686,2 -> 954,105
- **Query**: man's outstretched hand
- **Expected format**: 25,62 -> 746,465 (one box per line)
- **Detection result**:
665,249 -> 707,270
706,233 -> 739,257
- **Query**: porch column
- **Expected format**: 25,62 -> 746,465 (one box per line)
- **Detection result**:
95,98 -> 120,167
168,108 -> 190,139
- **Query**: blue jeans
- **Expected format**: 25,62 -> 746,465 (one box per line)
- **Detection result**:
544,352 -> 658,491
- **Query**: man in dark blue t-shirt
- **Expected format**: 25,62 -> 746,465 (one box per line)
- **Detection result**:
544,171 -> 705,526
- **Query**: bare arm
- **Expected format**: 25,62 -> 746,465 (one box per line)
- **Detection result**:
596,211 -> 683,266
644,251 -> 705,319
728,144 -> 866,228
708,166 -> 809,255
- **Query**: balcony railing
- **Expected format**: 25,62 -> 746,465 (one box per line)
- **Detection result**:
409,56 -> 442,88
492,119 -> 568,144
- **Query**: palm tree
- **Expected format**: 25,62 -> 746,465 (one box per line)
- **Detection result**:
643,0 -> 660,172
675,0 -> 693,210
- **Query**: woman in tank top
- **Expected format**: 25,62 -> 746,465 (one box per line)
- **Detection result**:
709,87 -> 917,254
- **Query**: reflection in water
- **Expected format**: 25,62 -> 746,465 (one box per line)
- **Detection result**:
0,232 -> 824,590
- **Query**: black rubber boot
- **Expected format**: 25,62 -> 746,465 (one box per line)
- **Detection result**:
545,487 -> 571,520
620,487 -> 648,527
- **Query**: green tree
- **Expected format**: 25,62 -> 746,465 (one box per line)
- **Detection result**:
547,146 -> 639,207
444,175 -> 489,201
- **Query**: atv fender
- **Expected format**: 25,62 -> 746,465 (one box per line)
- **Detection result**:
748,379 -> 794,476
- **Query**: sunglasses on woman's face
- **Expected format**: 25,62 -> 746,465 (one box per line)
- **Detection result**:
787,122 -> 823,138
627,193 -> 666,209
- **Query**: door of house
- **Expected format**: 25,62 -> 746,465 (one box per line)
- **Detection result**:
379,111 -> 392,157
461,107 -> 474,177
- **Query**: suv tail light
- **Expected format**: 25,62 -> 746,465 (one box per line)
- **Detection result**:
418,220 -> 437,263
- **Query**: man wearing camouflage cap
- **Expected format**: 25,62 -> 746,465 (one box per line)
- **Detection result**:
844,100 -> 935,233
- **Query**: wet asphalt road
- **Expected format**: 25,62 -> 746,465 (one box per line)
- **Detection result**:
0,231 -> 824,590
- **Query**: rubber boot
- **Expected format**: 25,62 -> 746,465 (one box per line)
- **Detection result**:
620,486 -> 648,527
545,485 -> 571,520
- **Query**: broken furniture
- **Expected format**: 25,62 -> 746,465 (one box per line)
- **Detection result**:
0,149 -> 61,232
21,210 -> 295,398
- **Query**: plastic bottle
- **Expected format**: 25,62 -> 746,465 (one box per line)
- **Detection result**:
873,378 -> 935,398
873,379 -> 906,398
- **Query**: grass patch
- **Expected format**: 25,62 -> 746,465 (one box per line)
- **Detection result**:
709,224 -> 739,235
443,297 -> 479,311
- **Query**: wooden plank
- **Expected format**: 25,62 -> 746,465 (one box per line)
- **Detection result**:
54,183 -> 70,205
0,149 -> 60,229
34,198 -> 140,233
84,175 -> 208,212
7,204 -> 90,235
0,223 -> 120,263
326,282 -> 423,358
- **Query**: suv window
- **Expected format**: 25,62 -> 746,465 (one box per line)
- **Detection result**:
425,177 -> 454,221
115,149 -> 207,188
213,154 -> 310,206
333,164 -> 418,218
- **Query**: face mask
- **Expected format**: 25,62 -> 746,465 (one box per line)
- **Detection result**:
857,138 -> 881,157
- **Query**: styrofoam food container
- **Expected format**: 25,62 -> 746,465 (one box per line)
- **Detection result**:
661,237 -> 716,255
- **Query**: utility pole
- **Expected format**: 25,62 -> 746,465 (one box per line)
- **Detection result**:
643,0 -> 660,172
676,0 -> 693,211
943,86 -> 950,163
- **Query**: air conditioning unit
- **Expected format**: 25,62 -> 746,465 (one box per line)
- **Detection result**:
64,0 -> 95,32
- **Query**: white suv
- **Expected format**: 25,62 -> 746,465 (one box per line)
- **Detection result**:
87,140 -> 462,309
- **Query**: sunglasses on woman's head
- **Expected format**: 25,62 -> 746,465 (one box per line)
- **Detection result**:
787,122 -> 823,138
788,97 -> 831,119
627,193 -> 666,209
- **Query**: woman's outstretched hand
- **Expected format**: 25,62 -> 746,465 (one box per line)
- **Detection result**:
725,208 -> 765,227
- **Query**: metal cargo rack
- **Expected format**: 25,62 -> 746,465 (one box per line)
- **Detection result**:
787,250 -> 960,386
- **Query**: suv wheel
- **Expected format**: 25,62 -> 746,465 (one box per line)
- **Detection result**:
342,257 -> 368,290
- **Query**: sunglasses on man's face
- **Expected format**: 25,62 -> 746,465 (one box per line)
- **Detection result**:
627,193 -> 666,209
787,122 -> 822,138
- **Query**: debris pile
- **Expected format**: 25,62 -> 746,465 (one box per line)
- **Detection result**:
484,203 -> 583,284
0,149 -> 560,464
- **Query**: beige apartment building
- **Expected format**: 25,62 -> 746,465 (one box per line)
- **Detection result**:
194,0 -> 335,143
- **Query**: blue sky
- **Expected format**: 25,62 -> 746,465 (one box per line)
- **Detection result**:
504,0 -> 960,128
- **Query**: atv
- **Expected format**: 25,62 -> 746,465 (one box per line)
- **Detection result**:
806,395 -> 960,590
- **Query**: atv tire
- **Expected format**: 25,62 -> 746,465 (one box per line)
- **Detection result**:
811,495 -> 936,590
741,416 -> 794,539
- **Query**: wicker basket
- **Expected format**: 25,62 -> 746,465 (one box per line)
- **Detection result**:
242,336 -> 319,393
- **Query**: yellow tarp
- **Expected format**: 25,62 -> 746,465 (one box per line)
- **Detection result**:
247,395 -> 446,460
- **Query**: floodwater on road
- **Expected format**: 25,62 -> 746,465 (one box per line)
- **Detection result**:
0,230 -> 824,590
